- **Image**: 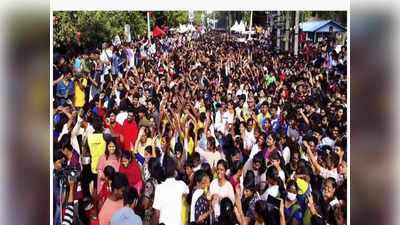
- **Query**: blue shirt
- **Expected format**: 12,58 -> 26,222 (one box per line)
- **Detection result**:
271,115 -> 280,133
111,207 -> 143,225
56,80 -> 74,106
284,203 -> 303,222
111,54 -> 120,75
73,58 -> 82,70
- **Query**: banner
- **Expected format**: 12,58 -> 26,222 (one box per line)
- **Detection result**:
189,11 -> 194,22
124,24 -> 131,43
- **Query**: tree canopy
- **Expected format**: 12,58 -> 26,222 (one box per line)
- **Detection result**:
53,11 -> 189,51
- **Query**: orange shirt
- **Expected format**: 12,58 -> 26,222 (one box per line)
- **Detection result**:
98,198 -> 123,225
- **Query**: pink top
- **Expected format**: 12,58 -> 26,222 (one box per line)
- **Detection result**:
97,154 -> 120,194
98,198 -> 123,225
229,176 -> 240,190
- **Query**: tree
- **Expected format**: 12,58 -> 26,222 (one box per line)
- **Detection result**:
150,11 -> 189,27
194,11 -> 206,25
302,11 -> 347,25
53,11 -> 147,51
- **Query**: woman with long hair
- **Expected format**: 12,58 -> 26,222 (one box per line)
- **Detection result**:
209,160 -> 235,222
96,166 -> 115,212
141,158 -> 163,225
270,151 -> 287,184
96,138 -> 121,194
264,133 -> 279,161
283,180 -> 303,225
134,126 -> 152,158
241,170 -> 260,224
190,170 -> 212,225
261,166 -> 285,200
254,199 -> 286,225
119,151 -> 143,194
229,161 -> 244,191
243,151 -> 267,194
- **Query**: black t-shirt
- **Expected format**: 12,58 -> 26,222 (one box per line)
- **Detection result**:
53,65 -> 62,98
53,65 -> 62,81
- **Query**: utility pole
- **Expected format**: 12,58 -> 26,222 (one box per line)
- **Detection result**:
294,11 -> 300,56
147,11 -> 151,43
248,11 -> 253,39
285,12 -> 289,52
277,11 -> 280,50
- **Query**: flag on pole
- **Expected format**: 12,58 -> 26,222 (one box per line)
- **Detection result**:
149,11 -> 152,17
189,11 -> 194,23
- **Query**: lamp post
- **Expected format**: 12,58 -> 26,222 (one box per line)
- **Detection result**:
147,11 -> 151,44
294,11 -> 300,56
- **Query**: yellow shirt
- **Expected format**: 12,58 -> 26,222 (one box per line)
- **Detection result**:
88,133 -> 106,174
188,138 -> 194,156
198,121 -> 204,129
137,138 -> 152,156
73,78 -> 87,107
181,195 -> 189,225
170,137 -> 176,152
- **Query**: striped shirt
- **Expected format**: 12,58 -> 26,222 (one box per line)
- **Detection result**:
62,203 -> 74,225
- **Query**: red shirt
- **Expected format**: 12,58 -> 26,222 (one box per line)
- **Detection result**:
229,176 -> 240,190
279,73 -> 286,81
121,120 -> 139,151
98,105 -> 125,148
119,161 -> 143,188
97,180 -> 111,202
300,33 -> 306,43
105,122 -> 124,148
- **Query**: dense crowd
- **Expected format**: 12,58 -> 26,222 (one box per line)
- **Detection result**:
53,26 -> 347,225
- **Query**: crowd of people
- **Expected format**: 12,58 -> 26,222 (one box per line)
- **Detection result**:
53,25 -> 347,225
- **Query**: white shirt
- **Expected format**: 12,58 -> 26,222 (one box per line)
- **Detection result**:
319,167 -> 338,181
58,123 -> 69,143
321,137 -> 336,148
116,111 -> 128,126
209,179 -> 235,218
243,159 -> 267,191
282,146 -> 291,165
190,189 -> 205,223
71,116 -> 95,154
214,111 -> 225,134
261,185 -> 279,200
222,111 -> 234,125
127,49 -> 135,68
153,178 -> 189,225
195,147 -> 222,169
100,50 -> 108,63
249,144 -> 261,160
244,129 -> 256,151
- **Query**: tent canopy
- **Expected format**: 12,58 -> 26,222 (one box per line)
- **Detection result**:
231,20 -> 246,33
300,20 -> 346,33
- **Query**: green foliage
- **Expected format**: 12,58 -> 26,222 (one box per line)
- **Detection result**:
164,11 -> 189,27
148,11 -> 189,28
53,11 -> 147,51
241,11 -> 251,24
194,11 -> 206,25
302,11 -> 347,25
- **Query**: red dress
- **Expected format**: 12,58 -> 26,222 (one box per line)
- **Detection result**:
121,120 -> 139,151
97,180 -> 111,203
119,161 -> 143,192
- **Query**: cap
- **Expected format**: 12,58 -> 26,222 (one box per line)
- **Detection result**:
296,178 -> 310,195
